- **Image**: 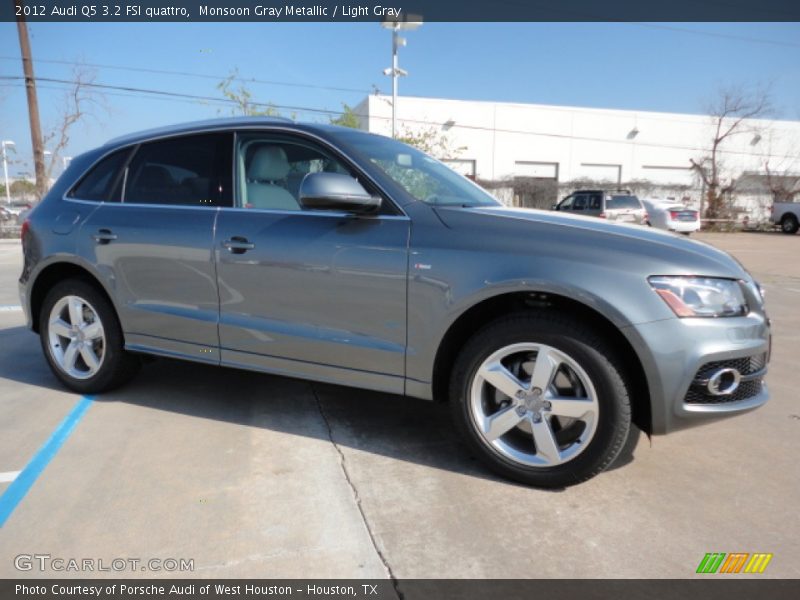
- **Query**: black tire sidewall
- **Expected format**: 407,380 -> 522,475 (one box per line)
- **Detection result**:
450,314 -> 631,487
39,279 -> 136,394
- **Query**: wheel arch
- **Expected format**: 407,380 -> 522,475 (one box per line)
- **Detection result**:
431,291 -> 653,434
29,260 -> 117,334
779,212 -> 799,225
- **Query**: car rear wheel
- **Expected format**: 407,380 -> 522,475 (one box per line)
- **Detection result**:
780,214 -> 799,234
40,279 -> 140,394
450,313 -> 631,488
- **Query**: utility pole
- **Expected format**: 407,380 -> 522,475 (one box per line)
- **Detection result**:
15,1 -> 46,200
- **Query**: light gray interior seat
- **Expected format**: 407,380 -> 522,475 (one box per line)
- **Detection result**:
246,146 -> 300,210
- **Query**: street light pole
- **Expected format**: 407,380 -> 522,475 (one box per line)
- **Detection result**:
1,140 -> 15,205
391,28 -> 399,138
381,16 -> 422,139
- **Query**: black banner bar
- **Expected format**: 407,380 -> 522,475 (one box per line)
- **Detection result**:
3,579 -> 800,600
2,0 -> 800,23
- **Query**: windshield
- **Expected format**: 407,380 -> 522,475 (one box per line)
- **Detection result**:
606,195 -> 642,210
333,130 -> 500,207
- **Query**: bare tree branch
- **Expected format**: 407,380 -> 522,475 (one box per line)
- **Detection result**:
42,66 -> 107,182
691,84 -> 772,219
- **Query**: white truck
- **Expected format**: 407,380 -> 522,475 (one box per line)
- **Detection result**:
770,202 -> 800,234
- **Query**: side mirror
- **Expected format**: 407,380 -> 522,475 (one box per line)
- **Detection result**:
299,172 -> 381,214
551,203 -> 558,210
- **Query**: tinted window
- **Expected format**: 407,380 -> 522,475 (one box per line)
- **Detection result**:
606,195 -> 642,210
558,196 -> 573,210
573,195 -> 588,210
70,149 -> 131,201
588,193 -> 603,209
124,133 -> 232,206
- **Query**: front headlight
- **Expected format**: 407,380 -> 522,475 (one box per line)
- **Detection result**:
648,276 -> 747,317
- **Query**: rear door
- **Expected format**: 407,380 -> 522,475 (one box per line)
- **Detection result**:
76,132 -> 232,361
586,192 -> 603,217
213,131 -> 410,392
571,194 -> 588,215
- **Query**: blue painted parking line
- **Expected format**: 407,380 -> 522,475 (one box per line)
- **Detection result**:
0,396 -> 94,527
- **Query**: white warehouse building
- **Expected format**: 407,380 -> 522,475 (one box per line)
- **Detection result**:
353,94 -> 800,219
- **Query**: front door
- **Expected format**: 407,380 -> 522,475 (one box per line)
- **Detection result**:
214,132 -> 410,392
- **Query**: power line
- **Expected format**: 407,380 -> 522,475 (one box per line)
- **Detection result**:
0,55 -> 374,95
629,22 -> 800,50
1,75 -> 797,161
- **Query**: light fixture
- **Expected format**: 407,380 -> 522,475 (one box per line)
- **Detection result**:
443,119 -> 456,130
627,127 -> 639,140
381,14 -> 423,138
750,134 -> 762,146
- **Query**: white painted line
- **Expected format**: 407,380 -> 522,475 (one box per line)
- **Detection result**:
0,305 -> 22,312
0,472 -> 20,483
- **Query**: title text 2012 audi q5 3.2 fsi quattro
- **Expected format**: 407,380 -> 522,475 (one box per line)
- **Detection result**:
19,118 -> 771,487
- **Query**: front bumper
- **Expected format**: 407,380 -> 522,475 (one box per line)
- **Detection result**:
624,311 -> 770,434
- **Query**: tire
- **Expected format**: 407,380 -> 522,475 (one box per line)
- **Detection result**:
449,312 -> 631,488
39,279 -> 140,394
780,214 -> 799,234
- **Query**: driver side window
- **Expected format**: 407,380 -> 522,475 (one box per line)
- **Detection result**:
235,134 -> 352,211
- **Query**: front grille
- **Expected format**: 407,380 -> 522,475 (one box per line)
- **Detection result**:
695,354 -> 766,379
684,353 -> 767,405
685,380 -> 763,405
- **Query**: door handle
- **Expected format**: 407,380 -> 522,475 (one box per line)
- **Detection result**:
223,237 -> 255,254
92,229 -> 117,244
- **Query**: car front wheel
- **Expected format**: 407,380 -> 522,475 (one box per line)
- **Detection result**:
450,313 -> 631,488
40,279 -> 139,394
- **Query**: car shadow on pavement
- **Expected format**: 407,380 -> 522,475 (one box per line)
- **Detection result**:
0,324 -> 640,488
0,325 -> 65,391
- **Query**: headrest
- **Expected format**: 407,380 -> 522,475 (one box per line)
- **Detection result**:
248,146 -> 290,181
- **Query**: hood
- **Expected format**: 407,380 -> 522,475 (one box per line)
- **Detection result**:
433,205 -> 749,280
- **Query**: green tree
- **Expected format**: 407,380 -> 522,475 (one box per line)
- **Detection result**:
10,179 -> 36,197
216,69 -> 282,117
329,103 -> 361,129
396,125 -> 465,158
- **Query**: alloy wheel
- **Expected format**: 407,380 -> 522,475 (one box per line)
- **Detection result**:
47,295 -> 106,380
469,343 -> 599,467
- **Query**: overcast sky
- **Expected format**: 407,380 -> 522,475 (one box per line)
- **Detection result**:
0,22 -> 798,176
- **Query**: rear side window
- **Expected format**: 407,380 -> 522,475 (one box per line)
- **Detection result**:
588,194 -> 602,209
69,149 -> 130,202
606,195 -> 642,210
124,133 -> 233,207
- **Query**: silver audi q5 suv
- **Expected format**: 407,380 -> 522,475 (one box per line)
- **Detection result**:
19,118 -> 771,487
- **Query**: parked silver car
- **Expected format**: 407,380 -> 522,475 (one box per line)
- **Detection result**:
19,118 -> 771,487
555,189 -> 649,225
642,198 -> 700,235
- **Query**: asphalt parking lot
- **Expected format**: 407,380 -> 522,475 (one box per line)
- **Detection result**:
0,231 -> 798,579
